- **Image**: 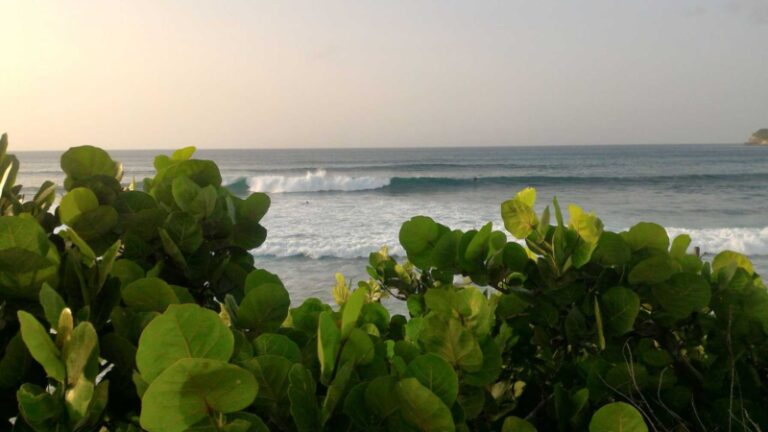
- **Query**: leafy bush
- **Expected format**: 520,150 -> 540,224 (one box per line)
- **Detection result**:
0,132 -> 766,431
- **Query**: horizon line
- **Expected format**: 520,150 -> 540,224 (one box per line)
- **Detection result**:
10,141 -> 747,153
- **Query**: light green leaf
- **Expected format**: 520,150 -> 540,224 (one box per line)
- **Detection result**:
568,204 -> 603,243
341,287 -> 367,339
400,216 -> 445,269
17,311 -> 65,382
670,234 -> 691,260
136,304 -> 234,383
712,250 -> 754,276
332,272 -> 349,305
588,402 -> 648,432
140,358 -> 258,432
501,190 -> 538,239
317,311 -> 341,385
171,146 -> 196,161
61,145 -> 120,189
623,223 -> 669,252
59,187 -> 99,226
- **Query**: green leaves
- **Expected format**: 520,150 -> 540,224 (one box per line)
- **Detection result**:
341,287 -> 366,338
61,145 -> 121,190
588,402 -> 647,432
712,250 -> 754,277
628,255 -> 676,285
17,311 -> 65,382
238,270 -> 290,333
59,187 -> 99,226
136,304 -> 234,382
600,287 -> 640,336
288,364 -> 320,431
140,359 -> 258,432
171,175 -> 217,219
2,141 -> 766,432
623,222 -> 669,252
592,232 -> 631,267
317,311 -> 341,385
405,354 -> 459,407
400,216 -> 447,269
651,273 -> 711,318
419,315 -> 483,372
122,277 -> 181,312
502,416 -> 537,432
397,378 -> 455,432
501,188 -> 538,239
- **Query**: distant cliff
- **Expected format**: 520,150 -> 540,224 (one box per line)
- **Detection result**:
747,129 -> 768,145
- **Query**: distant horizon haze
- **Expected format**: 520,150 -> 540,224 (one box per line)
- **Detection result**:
2,1 -> 767,151
5,141 -> 755,153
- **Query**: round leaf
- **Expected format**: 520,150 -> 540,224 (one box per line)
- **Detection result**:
405,354 -> 459,407
589,402 -> 648,432
501,192 -> 538,239
600,287 -> 640,336
502,416 -> 537,432
592,232 -> 631,267
396,378 -> 456,432
652,273 -> 711,318
623,223 -> 669,252
61,145 -> 120,189
628,255 -> 676,285
140,358 -> 257,432
238,282 -> 290,333
400,216 -> 444,269
59,188 -> 99,226
136,304 -> 234,382
253,333 -> 301,363
122,277 -> 180,312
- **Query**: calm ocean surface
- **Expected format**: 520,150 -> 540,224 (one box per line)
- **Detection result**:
15,144 -> 768,304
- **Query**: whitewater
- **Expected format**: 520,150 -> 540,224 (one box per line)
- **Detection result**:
15,144 -> 768,303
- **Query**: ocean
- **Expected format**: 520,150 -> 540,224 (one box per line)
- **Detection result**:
15,144 -> 768,304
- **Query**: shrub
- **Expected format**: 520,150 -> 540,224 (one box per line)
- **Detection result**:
0,132 -> 765,431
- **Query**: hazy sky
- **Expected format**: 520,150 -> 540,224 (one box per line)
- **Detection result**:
1,1 -> 767,150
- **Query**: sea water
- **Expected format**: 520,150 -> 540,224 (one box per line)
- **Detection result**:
15,144 -> 768,304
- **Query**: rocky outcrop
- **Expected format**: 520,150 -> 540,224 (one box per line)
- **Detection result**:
747,129 -> 768,145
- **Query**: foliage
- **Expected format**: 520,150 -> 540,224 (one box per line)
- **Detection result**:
752,129 -> 768,140
0,132 -> 766,431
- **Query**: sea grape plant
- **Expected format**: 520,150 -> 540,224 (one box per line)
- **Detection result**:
0,131 -> 765,431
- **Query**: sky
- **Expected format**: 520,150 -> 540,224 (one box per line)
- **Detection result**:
1,1 -> 767,150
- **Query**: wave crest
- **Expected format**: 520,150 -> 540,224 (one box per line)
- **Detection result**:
667,226 -> 768,257
227,172 -> 768,194
252,226 -> 768,260
244,169 -> 390,193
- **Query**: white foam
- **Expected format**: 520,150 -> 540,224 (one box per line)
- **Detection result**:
253,225 -> 768,260
247,169 -> 390,193
667,226 -> 768,257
